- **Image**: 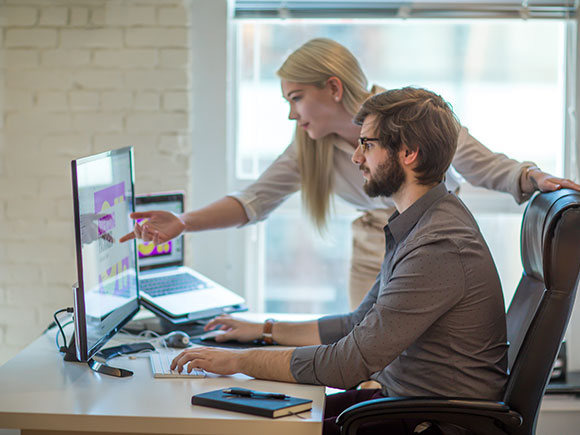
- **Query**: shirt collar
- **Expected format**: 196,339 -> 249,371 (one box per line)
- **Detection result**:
386,183 -> 448,244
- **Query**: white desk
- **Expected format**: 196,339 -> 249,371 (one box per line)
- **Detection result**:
537,395 -> 580,434
0,314 -> 325,435
4,312 -> 579,435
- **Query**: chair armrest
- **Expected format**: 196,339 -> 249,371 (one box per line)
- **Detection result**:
336,396 -> 522,435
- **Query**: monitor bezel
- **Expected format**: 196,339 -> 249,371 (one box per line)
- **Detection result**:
71,146 -> 140,362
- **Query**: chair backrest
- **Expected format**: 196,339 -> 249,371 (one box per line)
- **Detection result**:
504,189 -> 580,435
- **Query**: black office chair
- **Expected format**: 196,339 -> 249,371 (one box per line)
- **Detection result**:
336,189 -> 580,435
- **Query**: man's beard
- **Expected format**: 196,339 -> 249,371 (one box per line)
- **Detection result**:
362,155 -> 406,198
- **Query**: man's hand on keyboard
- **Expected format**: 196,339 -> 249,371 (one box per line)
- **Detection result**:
171,346 -> 296,383
171,347 -> 243,375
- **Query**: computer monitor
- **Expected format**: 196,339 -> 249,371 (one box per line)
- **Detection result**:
67,147 -> 140,377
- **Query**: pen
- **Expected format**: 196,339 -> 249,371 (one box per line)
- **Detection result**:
223,387 -> 288,400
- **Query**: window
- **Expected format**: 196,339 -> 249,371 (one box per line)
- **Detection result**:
232,18 -> 567,313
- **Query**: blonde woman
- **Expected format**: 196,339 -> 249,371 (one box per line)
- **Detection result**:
121,38 -> 580,309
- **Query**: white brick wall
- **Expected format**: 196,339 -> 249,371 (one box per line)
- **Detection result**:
0,0 -> 193,365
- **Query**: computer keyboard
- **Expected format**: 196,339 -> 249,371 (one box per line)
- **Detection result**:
140,273 -> 208,297
149,351 -> 205,378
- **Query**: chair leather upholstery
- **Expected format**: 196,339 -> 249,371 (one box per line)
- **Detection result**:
504,189 -> 580,434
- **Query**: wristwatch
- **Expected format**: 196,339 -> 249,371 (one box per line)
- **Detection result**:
261,318 -> 275,345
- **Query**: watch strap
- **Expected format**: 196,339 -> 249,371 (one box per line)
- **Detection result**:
262,318 -> 275,345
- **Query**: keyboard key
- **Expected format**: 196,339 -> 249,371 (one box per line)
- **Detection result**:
141,273 -> 208,297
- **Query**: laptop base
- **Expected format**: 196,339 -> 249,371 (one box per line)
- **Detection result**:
123,315 -> 207,336
140,297 -> 248,325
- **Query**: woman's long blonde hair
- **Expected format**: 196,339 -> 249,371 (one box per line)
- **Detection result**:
277,38 -> 370,231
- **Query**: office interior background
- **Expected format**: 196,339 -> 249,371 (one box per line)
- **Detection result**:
0,0 -> 579,374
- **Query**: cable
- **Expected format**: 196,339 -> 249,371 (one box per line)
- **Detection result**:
53,307 -> 74,352
55,320 -> 73,349
113,329 -> 170,353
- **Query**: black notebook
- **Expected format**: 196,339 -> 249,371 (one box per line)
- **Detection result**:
191,388 -> 312,418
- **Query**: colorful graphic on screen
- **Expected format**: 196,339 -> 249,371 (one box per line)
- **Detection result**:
98,256 -> 132,297
138,240 -> 173,258
93,182 -> 131,296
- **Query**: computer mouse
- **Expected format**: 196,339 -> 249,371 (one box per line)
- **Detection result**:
199,329 -> 228,342
164,331 -> 190,348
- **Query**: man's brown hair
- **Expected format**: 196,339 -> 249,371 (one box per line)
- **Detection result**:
354,87 -> 460,186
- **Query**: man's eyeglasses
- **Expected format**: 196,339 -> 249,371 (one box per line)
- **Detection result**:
358,137 -> 379,153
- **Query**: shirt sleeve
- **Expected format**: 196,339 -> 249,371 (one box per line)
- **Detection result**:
228,142 -> 301,225
291,238 -> 465,389
452,127 -> 536,204
317,276 -> 381,344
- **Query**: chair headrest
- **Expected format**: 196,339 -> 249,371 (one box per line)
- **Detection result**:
521,189 -> 580,290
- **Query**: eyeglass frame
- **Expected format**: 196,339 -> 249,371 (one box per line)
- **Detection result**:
357,136 -> 380,153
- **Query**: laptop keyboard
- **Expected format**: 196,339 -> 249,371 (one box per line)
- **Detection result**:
140,273 -> 208,297
150,351 -> 205,378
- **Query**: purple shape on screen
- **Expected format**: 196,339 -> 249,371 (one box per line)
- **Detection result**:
94,182 -> 125,215
97,213 -> 115,236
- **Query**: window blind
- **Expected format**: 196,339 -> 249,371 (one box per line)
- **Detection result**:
234,0 -> 578,19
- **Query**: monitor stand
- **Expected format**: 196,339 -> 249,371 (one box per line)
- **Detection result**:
62,333 -> 133,378
87,358 -> 133,378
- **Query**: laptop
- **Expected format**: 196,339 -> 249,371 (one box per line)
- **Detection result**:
135,192 -> 246,323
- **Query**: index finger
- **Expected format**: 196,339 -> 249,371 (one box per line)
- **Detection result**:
119,231 -> 136,243
129,211 -> 154,220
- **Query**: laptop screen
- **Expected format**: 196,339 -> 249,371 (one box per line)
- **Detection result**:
135,192 -> 185,271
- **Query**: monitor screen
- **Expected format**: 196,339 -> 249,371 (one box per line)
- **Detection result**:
71,147 -> 139,362
135,193 -> 184,270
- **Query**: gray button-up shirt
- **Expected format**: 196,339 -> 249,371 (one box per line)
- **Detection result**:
291,183 -> 508,400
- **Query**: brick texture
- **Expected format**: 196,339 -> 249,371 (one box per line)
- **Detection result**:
0,0 -> 193,366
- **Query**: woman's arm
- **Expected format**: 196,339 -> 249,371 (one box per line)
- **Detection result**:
228,142 -> 301,225
181,196 -> 249,231
451,127 -> 580,202
121,143 -> 302,244
451,127 -> 534,204
120,196 -> 248,244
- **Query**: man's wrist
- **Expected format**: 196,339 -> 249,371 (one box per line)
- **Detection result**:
236,349 -> 250,373
261,318 -> 275,344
